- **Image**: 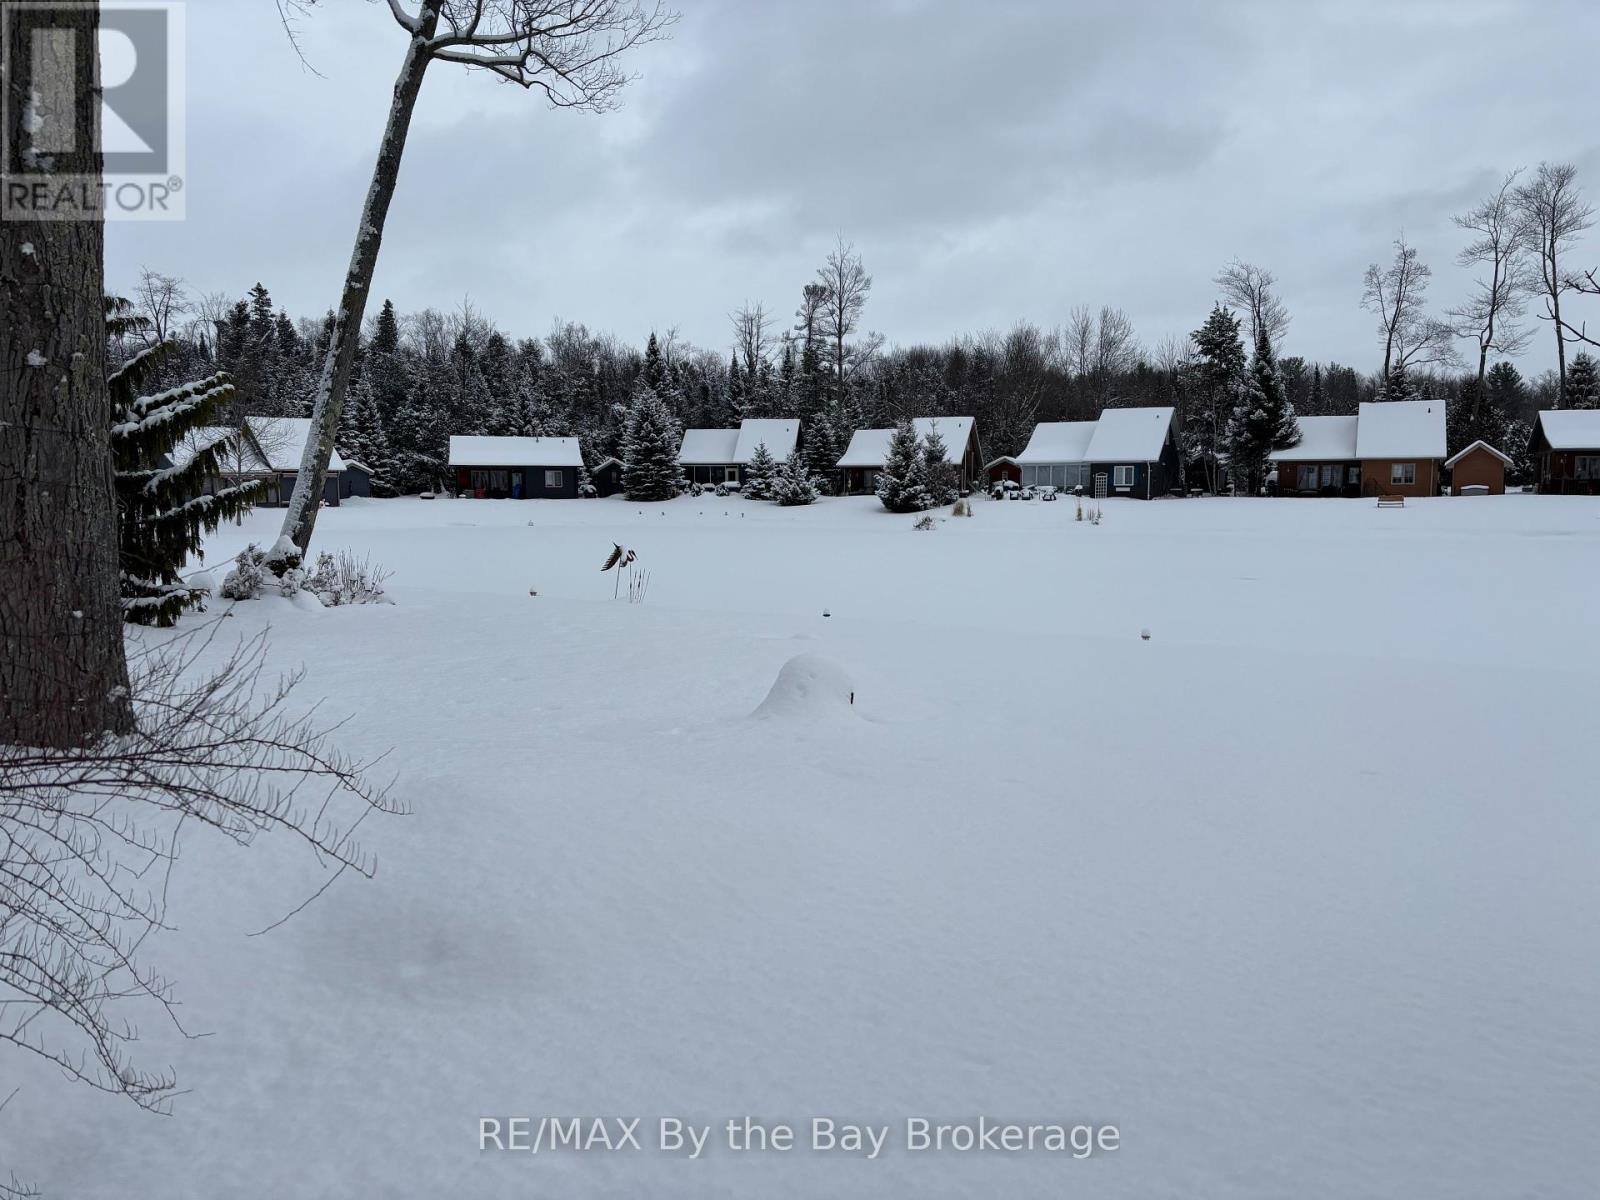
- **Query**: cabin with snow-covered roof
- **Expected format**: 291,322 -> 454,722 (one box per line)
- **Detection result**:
836,416 -> 980,495
1444,440 -> 1511,495
448,435 -> 583,498
1016,421 -> 1097,491
1528,409 -> 1600,494
1355,399 -> 1446,497
1268,415 -> 1361,496
1084,407 -> 1178,499
678,418 -> 802,487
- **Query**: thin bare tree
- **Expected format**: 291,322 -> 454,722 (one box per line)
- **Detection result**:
129,268 -> 193,348
1514,161 -> 1595,404
271,0 -> 675,569
1448,170 -> 1532,391
1361,236 -> 1459,379
1064,305 -> 1139,407
729,301 -> 775,382
815,237 -> 884,404
1214,259 -> 1291,349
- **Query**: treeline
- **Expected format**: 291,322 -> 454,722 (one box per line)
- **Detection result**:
117,160 -> 1600,495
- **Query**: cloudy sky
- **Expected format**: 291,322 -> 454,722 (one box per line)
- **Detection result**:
109,0 -> 1600,373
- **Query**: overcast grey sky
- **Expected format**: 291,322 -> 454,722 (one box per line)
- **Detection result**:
108,0 -> 1600,373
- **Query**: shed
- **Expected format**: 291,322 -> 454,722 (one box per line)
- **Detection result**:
590,456 -> 624,497
1528,409 -> 1600,494
1355,399 -> 1446,497
448,435 -> 583,498
983,456 -> 1021,487
1084,407 -> 1178,499
340,459 -> 374,499
1016,421 -> 1096,490
1444,440 -> 1511,495
837,416 -> 980,494
1269,415 -> 1360,496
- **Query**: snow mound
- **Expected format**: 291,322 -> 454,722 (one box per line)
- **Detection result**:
751,653 -> 857,721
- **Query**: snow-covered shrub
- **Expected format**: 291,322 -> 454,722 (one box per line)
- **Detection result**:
913,514 -> 938,531
579,481 -> 598,498
952,498 -> 972,517
305,551 -> 393,606
219,543 -> 267,600
714,483 -> 730,497
689,482 -> 705,498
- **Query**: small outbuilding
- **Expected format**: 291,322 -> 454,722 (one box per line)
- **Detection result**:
1016,421 -> 1096,491
1444,440 -> 1511,495
340,459 -> 374,499
1528,409 -> 1600,494
1269,415 -> 1360,496
239,416 -> 345,507
449,435 -> 583,498
983,456 -> 1021,487
590,456 -> 624,496
1355,399 -> 1446,497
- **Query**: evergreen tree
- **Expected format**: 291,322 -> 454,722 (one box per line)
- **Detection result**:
876,418 -> 932,512
1378,364 -> 1416,402
643,331 -> 667,394
1187,305 -> 1249,492
620,384 -> 683,501
743,440 -> 779,499
803,405 -> 843,488
109,343 -> 259,626
371,298 -> 401,356
1227,328 -> 1301,493
727,351 -> 745,419
1309,364 -> 1325,415
771,448 -> 819,505
340,374 -> 397,495
1485,360 -> 1527,421
1566,352 -> 1600,409
921,422 -> 958,505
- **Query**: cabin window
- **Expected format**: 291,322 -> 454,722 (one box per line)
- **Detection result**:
1576,456 -> 1600,480
1113,465 -> 1135,488
1296,465 -> 1318,491
544,469 -> 563,489
1319,465 -> 1339,488
1390,462 -> 1416,485
724,466 -> 739,483
1347,465 -> 1361,484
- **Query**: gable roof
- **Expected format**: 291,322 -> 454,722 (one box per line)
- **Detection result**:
679,427 -> 741,464
733,418 -> 800,463
1444,439 -> 1513,468
448,435 -> 582,468
1084,407 -> 1174,462
1269,415 -> 1359,463
1355,399 -> 1446,459
836,416 -> 975,468
1017,420 -> 1097,464
1533,408 -> 1600,451
246,416 -> 346,473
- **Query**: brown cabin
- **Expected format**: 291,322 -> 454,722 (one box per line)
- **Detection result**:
1444,440 -> 1510,495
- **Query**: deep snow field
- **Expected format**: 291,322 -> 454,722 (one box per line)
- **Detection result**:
10,492 -> 1600,1198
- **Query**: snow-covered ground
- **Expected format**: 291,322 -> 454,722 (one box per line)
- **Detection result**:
12,493 -> 1600,1198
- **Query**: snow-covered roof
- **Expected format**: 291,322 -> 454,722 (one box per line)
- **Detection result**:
1084,407 -> 1174,462
733,418 -> 800,464
168,425 -> 241,470
448,435 -> 582,468
1533,408 -> 1600,450
1444,439 -> 1513,469
1269,415 -> 1359,463
1017,421 -> 1097,465
836,417 -> 974,468
679,428 -> 741,464
983,455 -> 1017,468
1355,400 -> 1446,460
247,416 -> 346,473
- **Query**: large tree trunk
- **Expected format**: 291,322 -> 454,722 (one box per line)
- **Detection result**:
0,1 -> 135,747
275,3 -> 439,561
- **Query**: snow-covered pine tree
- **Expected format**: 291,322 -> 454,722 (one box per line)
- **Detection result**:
1188,304 -> 1249,492
802,405 -> 843,491
727,351 -> 746,419
921,422 -> 959,506
643,331 -> 668,394
620,384 -> 683,501
877,418 -> 933,513
771,448 -> 819,506
341,374 -> 398,495
1379,364 -> 1416,402
1226,328 -> 1301,494
743,440 -> 779,499
110,342 -> 260,626
1566,352 -> 1599,409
